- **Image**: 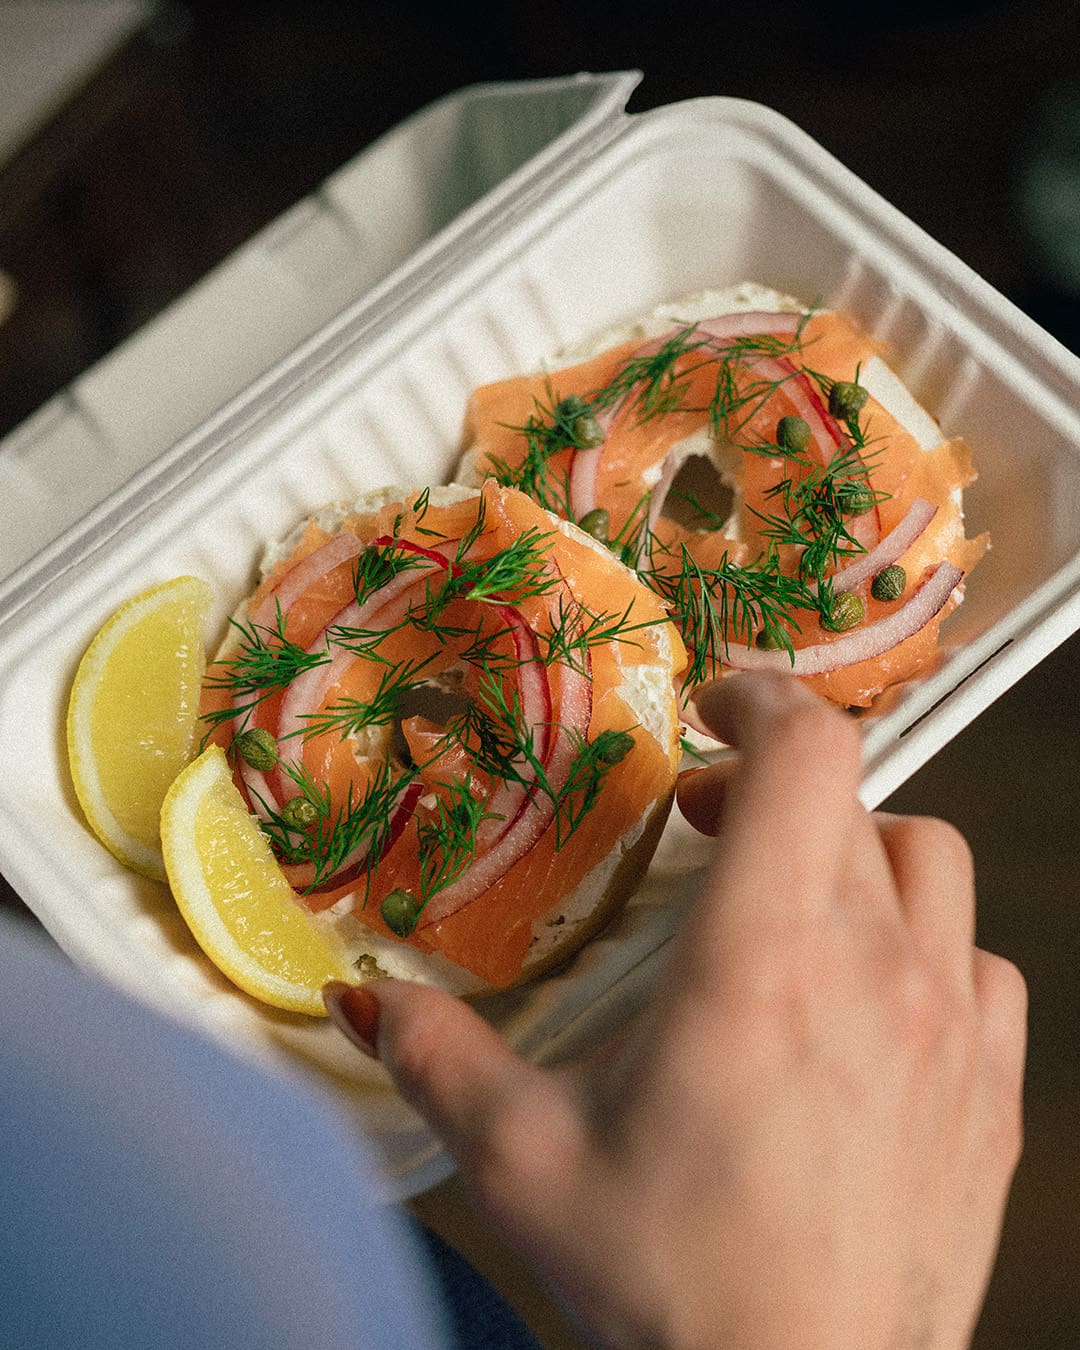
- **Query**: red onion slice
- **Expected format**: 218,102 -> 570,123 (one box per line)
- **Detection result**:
827,498 -> 938,595
724,562 -> 963,677
471,610 -> 552,854
645,448 -> 685,535
249,531 -> 362,630
273,560 -> 441,795
287,776 -> 425,902
418,649 -> 593,929
271,535 -> 462,799
632,311 -> 805,361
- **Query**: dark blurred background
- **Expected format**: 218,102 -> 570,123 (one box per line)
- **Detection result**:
1,2 -> 1078,1345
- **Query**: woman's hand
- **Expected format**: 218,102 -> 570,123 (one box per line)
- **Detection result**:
325,671 -> 1027,1350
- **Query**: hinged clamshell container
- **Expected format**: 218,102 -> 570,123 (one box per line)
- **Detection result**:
2,73 -> 1080,1197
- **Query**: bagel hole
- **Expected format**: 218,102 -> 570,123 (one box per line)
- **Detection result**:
659,455 -> 734,530
392,677 -> 473,765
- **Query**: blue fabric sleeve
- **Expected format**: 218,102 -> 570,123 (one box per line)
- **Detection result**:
0,916 -> 454,1350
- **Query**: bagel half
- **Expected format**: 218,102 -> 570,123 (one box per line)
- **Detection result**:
458,285 -> 986,712
202,482 -> 686,996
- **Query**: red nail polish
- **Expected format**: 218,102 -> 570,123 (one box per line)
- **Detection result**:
323,981 -> 381,1059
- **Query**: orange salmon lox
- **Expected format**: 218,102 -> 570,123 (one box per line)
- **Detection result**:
462,303 -> 985,708
201,483 -> 684,989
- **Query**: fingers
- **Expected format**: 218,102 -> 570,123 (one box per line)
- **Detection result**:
687,673 -> 876,941
324,979 -> 580,1224
973,949 -> 1028,1127
876,812 -> 977,984
676,757 -> 738,836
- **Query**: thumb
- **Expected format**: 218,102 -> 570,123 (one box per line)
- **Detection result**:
323,979 -> 563,1181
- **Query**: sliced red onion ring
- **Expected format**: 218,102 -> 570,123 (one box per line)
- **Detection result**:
827,498 -> 938,595
287,776 -> 425,903
568,313 -> 806,522
471,610 -> 552,854
272,535 -> 462,799
418,649 -> 593,929
273,560 -> 441,798
249,531 -> 362,630
724,562 -> 963,677
633,311 -> 805,360
645,449 -> 685,534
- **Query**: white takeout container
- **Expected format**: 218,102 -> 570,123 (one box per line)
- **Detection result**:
2,73 -> 1080,1199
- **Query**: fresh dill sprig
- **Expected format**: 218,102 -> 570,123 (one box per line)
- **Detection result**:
257,755 -> 416,892
750,437 -> 884,588
448,670 -> 637,848
452,526 -> 558,603
351,539 -> 432,608
485,422 -> 575,520
289,655 -> 437,741
539,595 -> 652,673
448,672 -> 540,793
590,327 -> 712,423
201,606 -> 330,734
640,541 -> 817,688
416,779 -> 499,901
407,529 -> 561,646
553,726 -> 635,847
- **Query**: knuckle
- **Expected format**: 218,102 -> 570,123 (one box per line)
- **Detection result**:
775,696 -> 862,774
913,814 -> 975,876
469,1085 -> 579,1201
889,954 -> 949,1049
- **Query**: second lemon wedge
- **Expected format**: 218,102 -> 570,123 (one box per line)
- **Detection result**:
160,745 -> 354,1015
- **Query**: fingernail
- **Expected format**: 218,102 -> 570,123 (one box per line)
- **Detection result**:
323,981 -> 381,1060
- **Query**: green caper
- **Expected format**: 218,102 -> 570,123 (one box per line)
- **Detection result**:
381,889 -> 422,939
233,727 -> 278,771
755,626 -> 784,651
839,481 -> 876,517
578,507 -> 611,543
821,591 -> 866,633
571,414 -> 605,449
871,564 -> 907,602
556,394 -> 589,421
776,414 -> 811,453
593,728 -> 635,766
280,796 -> 319,830
828,380 -> 869,420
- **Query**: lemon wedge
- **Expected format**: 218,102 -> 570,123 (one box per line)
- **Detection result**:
67,575 -> 214,879
160,745 -> 353,1015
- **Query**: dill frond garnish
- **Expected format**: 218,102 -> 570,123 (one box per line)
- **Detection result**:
640,541 -> 817,687
256,755 -> 415,892
201,605 -> 331,734
290,655 -> 437,741
417,778 -> 500,901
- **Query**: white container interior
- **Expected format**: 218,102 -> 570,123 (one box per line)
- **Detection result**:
2,88 -> 1080,1197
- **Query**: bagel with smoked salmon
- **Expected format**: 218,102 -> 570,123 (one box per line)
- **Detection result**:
459,284 -> 986,711
201,482 -> 686,995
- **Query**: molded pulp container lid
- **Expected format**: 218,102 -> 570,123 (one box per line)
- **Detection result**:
2,81 -> 1079,1198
